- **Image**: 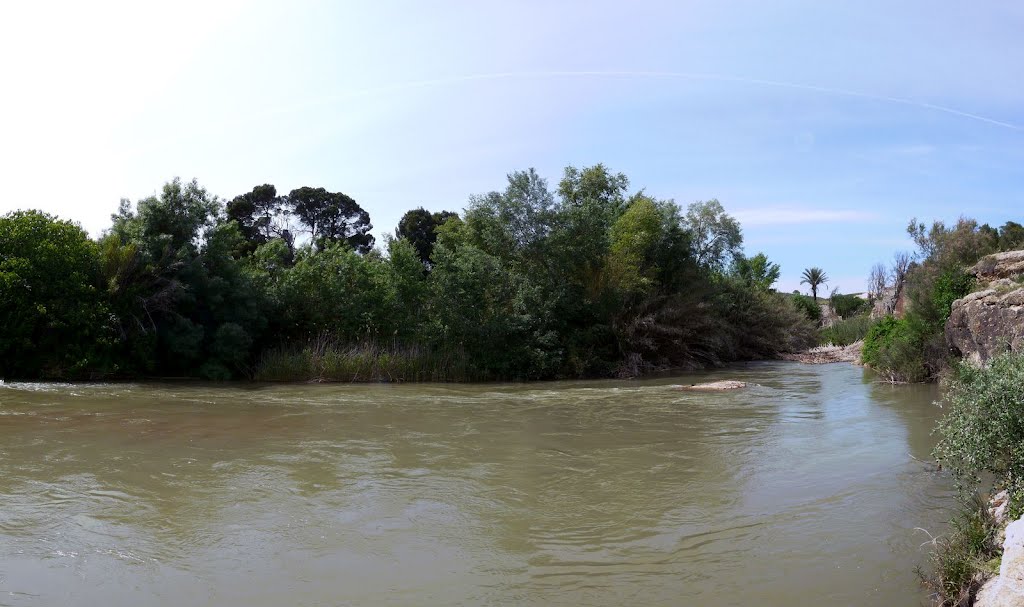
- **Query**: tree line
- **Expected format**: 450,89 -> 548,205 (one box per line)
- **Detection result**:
0,165 -> 817,381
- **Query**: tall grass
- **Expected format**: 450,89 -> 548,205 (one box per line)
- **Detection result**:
252,335 -> 471,382
917,495 -> 1001,607
818,314 -> 872,346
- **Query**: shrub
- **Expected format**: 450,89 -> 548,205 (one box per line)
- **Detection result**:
931,268 -> 974,327
0,211 -> 113,378
829,293 -> 869,318
791,294 -> 821,322
935,352 -> 1024,517
917,495 -> 1001,607
861,316 -> 928,382
818,314 -> 871,346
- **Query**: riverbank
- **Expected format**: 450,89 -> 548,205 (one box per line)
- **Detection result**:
779,341 -> 863,365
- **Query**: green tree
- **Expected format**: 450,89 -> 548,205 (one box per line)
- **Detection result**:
107,179 -> 267,378
277,243 -> 385,339
800,267 -> 829,301
0,211 -> 111,378
111,178 -> 220,261
395,207 -> 459,266
732,252 -> 781,291
999,221 -> 1024,251
682,199 -> 743,272
288,186 -> 374,254
226,184 -> 286,255
606,195 -> 662,295
427,237 -> 558,379
465,168 -> 555,260
381,237 -> 430,336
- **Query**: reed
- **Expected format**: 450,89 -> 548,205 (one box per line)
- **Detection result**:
252,335 -> 472,382
818,314 -> 872,347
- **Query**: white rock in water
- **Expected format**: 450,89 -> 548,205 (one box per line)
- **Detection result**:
674,380 -> 748,391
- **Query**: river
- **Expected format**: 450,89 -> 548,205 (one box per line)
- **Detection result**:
0,362 -> 955,606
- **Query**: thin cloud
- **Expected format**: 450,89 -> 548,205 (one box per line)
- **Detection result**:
232,70 -> 1024,132
733,207 -> 878,226
148,69 -> 1024,151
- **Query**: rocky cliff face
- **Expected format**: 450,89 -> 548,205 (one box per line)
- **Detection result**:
946,251 -> 1024,364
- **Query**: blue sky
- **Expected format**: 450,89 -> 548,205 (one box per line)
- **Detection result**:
1,1 -> 1021,293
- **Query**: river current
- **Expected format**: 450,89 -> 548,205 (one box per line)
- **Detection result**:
0,362 -> 955,606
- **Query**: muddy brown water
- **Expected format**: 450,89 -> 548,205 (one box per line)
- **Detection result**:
0,362 -> 955,606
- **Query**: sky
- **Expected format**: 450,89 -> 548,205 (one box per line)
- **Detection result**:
1,1 -> 1022,294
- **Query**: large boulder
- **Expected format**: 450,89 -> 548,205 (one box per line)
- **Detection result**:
946,286 -> 1024,364
973,250 -> 1024,282
946,250 -> 1024,365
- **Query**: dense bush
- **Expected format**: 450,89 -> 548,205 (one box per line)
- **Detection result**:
818,314 -> 872,346
791,294 -> 822,322
0,211 -> 113,379
829,293 -> 868,318
861,316 -> 929,382
935,353 -> 1024,517
930,268 -> 975,327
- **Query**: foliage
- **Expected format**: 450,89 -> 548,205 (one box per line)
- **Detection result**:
731,252 -> 780,291
800,267 -> 828,301
394,207 -> 459,267
288,186 -> 374,253
791,294 -> 821,322
2,167 -> 819,381
917,495 -> 1001,607
996,220 -> 1024,251
930,269 -> 975,327
105,179 -> 267,379
253,336 -> 469,382
864,216 -> 1004,383
861,316 -> 928,382
0,211 -> 112,378
935,353 -> 1024,517
829,292 -> 868,318
682,199 -> 742,272
818,314 -> 871,346
226,184 -> 286,255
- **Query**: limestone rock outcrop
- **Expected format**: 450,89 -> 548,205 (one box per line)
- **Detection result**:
946,251 -> 1024,365
946,287 -> 1024,364
975,517 -> 1024,607
973,250 -> 1024,282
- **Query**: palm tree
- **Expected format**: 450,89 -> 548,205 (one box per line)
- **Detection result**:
801,267 -> 829,301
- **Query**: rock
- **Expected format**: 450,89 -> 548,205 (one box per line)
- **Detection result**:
975,518 -> 1024,607
992,491 -> 1012,527
674,380 -> 748,391
972,250 -> 1024,282
871,285 -> 909,319
946,287 -> 1024,364
819,302 -> 840,328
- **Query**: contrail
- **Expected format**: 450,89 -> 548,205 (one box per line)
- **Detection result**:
238,69 -> 1023,132
141,69 -> 1021,153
